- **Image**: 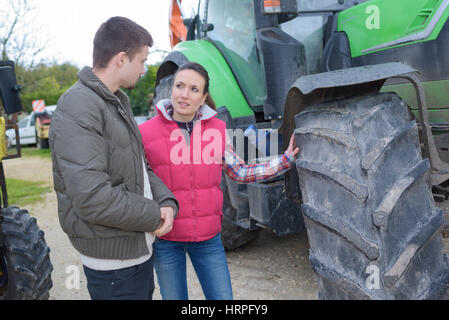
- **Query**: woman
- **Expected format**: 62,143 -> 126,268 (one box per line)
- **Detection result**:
139,62 -> 299,300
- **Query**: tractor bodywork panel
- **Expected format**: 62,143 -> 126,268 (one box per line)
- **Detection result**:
336,0 -> 449,124
338,0 -> 449,58
170,40 -> 254,119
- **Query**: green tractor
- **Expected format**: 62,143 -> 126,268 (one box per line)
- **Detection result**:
0,61 -> 53,299
155,0 -> 449,299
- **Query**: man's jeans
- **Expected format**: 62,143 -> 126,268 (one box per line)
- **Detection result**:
154,233 -> 233,300
83,255 -> 155,300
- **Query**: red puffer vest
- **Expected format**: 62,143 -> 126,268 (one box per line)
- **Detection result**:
139,100 -> 226,242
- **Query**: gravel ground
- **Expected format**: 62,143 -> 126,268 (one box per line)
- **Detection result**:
4,153 -> 449,300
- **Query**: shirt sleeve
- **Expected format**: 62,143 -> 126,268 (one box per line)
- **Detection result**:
222,140 -> 296,184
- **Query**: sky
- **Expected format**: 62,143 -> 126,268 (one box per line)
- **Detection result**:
33,0 -> 198,68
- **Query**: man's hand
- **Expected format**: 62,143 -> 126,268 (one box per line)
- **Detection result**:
155,207 -> 175,237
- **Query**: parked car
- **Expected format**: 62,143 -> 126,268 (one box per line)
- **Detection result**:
6,105 -> 57,147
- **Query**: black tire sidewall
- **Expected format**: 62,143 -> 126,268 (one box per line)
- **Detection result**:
0,207 -> 52,300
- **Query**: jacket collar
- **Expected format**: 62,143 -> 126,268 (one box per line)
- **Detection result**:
155,99 -> 217,123
78,67 -> 128,105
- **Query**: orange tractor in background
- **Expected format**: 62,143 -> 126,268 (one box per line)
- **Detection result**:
169,0 -> 188,48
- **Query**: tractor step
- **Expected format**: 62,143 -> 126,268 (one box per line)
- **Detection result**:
433,185 -> 449,201
233,218 -> 260,231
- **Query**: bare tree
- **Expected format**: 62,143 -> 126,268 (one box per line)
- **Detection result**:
0,0 -> 47,68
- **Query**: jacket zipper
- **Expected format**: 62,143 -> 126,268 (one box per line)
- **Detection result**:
191,120 -> 198,241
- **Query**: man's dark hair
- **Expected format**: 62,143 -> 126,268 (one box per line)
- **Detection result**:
93,16 -> 154,69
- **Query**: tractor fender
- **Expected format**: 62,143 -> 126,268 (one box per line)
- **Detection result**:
281,62 -> 419,201
156,40 -> 254,119
155,51 -> 189,88
291,62 -> 416,96
282,62 -> 417,149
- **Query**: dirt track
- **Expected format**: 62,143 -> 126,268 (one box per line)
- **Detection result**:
3,153 -> 318,300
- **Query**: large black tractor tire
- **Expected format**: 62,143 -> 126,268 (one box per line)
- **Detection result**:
220,176 -> 261,251
0,207 -> 53,300
295,92 -> 449,299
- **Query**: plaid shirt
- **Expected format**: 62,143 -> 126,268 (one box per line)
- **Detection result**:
167,103 -> 295,183
223,147 -> 295,184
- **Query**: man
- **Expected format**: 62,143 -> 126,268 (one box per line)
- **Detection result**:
50,17 -> 178,300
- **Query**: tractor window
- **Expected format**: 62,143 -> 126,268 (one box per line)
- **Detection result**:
206,0 -> 266,107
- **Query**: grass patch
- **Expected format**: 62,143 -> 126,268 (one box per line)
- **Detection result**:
6,178 -> 52,207
20,147 -> 51,159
